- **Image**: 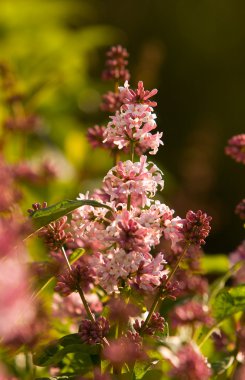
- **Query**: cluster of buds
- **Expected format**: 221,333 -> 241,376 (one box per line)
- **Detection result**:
38,216 -> 73,251
79,316 -> 110,345
88,46 -> 131,151
102,45 -> 130,82
134,312 -> 165,336
182,210 -> 212,247
225,134 -> 245,165
27,201 -> 47,216
55,263 -> 95,296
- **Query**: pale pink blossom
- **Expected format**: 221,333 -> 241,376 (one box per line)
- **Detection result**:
92,249 -> 167,293
107,209 -> 156,254
104,103 -> 163,155
103,156 -> 164,207
136,253 -> 168,291
103,81 -> 163,155
163,217 -> 185,252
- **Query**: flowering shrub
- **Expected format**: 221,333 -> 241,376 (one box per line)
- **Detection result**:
0,46 -> 244,380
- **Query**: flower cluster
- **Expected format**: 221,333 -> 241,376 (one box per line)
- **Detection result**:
1,44 -> 228,380
170,300 -> 213,328
102,45 -> 130,82
79,316 -> 110,345
225,134 -> 245,164
169,344 -> 212,380
55,263 -> 95,296
182,210 -> 212,247
104,81 -> 163,155
38,216 -> 74,252
134,312 -> 165,336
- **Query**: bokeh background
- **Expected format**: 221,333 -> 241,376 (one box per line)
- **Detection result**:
0,0 -> 244,254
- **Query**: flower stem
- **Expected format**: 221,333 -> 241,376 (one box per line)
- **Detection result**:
140,241 -> 190,333
76,285 -> 95,322
165,242 -> 191,286
198,321 -> 222,348
61,246 -> 95,322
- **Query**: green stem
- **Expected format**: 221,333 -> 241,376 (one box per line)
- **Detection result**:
140,241 -> 190,333
198,321 -> 223,348
61,246 -> 95,321
77,285 -> 96,322
165,242 -> 191,286
61,245 -> 109,346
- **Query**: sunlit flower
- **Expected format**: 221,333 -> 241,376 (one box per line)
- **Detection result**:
103,156 -> 164,207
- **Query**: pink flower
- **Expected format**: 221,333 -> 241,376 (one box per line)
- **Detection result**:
104,99 -> 163,155
136,253 -> 167,291
169,344 -> 212,380
103,156 -> 164,207
111,210 -> 151,253
170,300 -> 213,328
225,134 -> 245,164
119,81 -> 158,107
163,217 -> 185,252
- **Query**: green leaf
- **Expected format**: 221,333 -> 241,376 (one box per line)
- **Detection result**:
141,370 -> 163,379
211,355 -> 235,376
201,254 -> 229,274
30,199 -> 112,230
212,284 -> 245,322
208,261 -> 243,304
134,361 -> 159,379
33,337 -> 101,367
69,248 -> 85,265
59,334 -> 82,347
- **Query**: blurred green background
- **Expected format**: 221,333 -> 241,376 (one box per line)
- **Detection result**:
0,0 -> 244,253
